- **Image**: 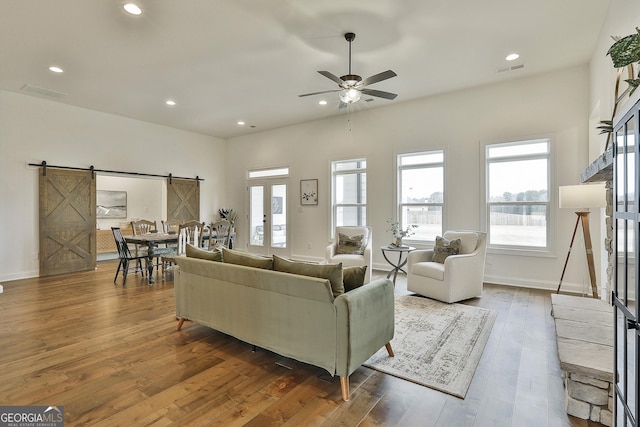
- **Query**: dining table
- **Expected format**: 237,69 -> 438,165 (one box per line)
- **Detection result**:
125,232 -> 178,284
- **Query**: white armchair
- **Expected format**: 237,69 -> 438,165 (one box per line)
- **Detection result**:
326,226 -> 373,284
407,231 -> 487,303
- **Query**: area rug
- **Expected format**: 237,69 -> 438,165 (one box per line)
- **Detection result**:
363,295 -> 497,399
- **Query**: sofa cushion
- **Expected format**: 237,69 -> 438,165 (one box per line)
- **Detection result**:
411,261 -> 445,280
443,231 -> 478,254
432,236 -> 461,263
336,233 -> 367,255
343,265 -> 367,292
222,248 -> 273,270
273,255 -> 344,297
186,243 -> 222,262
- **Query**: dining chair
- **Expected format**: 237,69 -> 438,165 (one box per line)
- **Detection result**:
163,220 -> 206,268
131,219 -> 162,270
161,219 -> 180,235
209,219 -> 232,249
111,227 -> 148,286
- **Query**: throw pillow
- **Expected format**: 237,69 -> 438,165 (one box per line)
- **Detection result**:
185,243 -> 222,262
272,255 -> 344,297
343,265 -> 367,292
336,233 -> 366,255
221,248 -> 273,270
432,236 -> 461,264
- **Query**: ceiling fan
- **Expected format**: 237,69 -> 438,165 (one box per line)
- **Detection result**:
298,32 -> 398,108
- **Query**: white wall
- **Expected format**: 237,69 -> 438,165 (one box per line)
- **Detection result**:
0,90 -> 226,281
96,175 -> 165,230
226,66 -> 595,293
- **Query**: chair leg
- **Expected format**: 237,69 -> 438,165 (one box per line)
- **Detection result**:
122,259 -> 129,286
340,376 -> 350,401
114,259 -> 124,283
385,342 -> 395,357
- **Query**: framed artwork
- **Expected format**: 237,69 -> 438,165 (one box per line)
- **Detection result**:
96,190 -> 127,218
300,179 -> 318,205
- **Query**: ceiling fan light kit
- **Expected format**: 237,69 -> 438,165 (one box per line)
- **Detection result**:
299,32 -> 398,108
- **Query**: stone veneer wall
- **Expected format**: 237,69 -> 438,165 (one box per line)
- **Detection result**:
564,372 -> 613,425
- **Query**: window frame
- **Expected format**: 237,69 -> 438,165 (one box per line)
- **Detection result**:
481,137 -> 555,256
396,150 -> 445,243
330,158 -> 367,237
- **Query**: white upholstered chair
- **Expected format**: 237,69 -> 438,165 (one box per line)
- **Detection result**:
407,231 -> 487,303
325,226 -> 373,284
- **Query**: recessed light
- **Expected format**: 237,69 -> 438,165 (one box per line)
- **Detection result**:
48,66 -> 63,73
318,100 -> 328,106
123,3 -> 142,15
237,121 -> 245,126
165,100 -> 176,106
506,53 -> 520,61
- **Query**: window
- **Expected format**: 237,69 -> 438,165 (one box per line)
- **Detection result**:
485,138 -> 550,249
397,151 -> 444,241
331,159 -> 366,231
248,167 -> 289,179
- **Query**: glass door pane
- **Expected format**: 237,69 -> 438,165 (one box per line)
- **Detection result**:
248,179 -> 289,257
271,184 -> 287,249
249,185 -> 264,248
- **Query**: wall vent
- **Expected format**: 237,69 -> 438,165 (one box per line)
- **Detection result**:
496,63 -> 525,73
20,84 -> 67,99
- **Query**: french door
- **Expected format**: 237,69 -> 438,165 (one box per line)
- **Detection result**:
248,179 -> 289,257
614,95 -> 640,426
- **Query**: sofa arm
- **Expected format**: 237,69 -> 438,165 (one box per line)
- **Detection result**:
334,278 -> 395,378
444,251 -> 486,284
407,249 -> 434,266
326,242 -> 337,259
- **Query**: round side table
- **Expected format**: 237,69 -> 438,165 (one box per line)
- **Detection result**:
380,245 -> 415,286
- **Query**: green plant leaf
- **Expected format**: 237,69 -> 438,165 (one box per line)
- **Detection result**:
597,120 -> 613,135
607,28 -> 640,68
626,78 -> 640,96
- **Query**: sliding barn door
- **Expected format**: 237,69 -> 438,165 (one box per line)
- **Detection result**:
167,178 -> 200,221
39,168 -> 96,276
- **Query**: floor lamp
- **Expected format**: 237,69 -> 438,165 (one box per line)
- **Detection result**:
556,184 -> 606,298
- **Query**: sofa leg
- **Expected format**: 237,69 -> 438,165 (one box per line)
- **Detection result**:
340,376 -> 350,401
176,317 -> 185,331
385,342 -> 395,357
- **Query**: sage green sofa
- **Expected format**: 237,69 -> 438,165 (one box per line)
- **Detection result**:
174,255 -> 395,401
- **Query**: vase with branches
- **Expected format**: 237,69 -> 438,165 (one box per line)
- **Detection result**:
386,219 -> 418,247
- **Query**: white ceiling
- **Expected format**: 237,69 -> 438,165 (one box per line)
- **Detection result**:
0,0 -> 611,139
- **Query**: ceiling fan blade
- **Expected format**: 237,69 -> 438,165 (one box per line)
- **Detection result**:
360,70 -> 397,87
298,89 -> 340,97
318,71 -> 344,85
360,88 -> 398,100
338,101 -> 348,109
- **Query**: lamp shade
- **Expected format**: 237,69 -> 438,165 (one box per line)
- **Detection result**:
558,184 -> 606,209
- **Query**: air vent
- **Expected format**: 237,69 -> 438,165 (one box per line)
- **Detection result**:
20,84 -> 67,99
496,63 -> 525,73
364,98 -> 375,102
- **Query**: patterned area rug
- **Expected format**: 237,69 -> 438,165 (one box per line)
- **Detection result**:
364,294 -> 497,399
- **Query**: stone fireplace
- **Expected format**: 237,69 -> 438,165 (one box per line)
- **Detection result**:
580,147 -> 614,301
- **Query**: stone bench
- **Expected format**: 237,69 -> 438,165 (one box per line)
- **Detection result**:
551,293 -> 613,426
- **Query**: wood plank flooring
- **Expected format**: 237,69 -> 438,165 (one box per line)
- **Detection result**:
0,263 -> 602,426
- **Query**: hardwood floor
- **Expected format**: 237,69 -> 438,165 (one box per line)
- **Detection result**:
0,263 -> 601,426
